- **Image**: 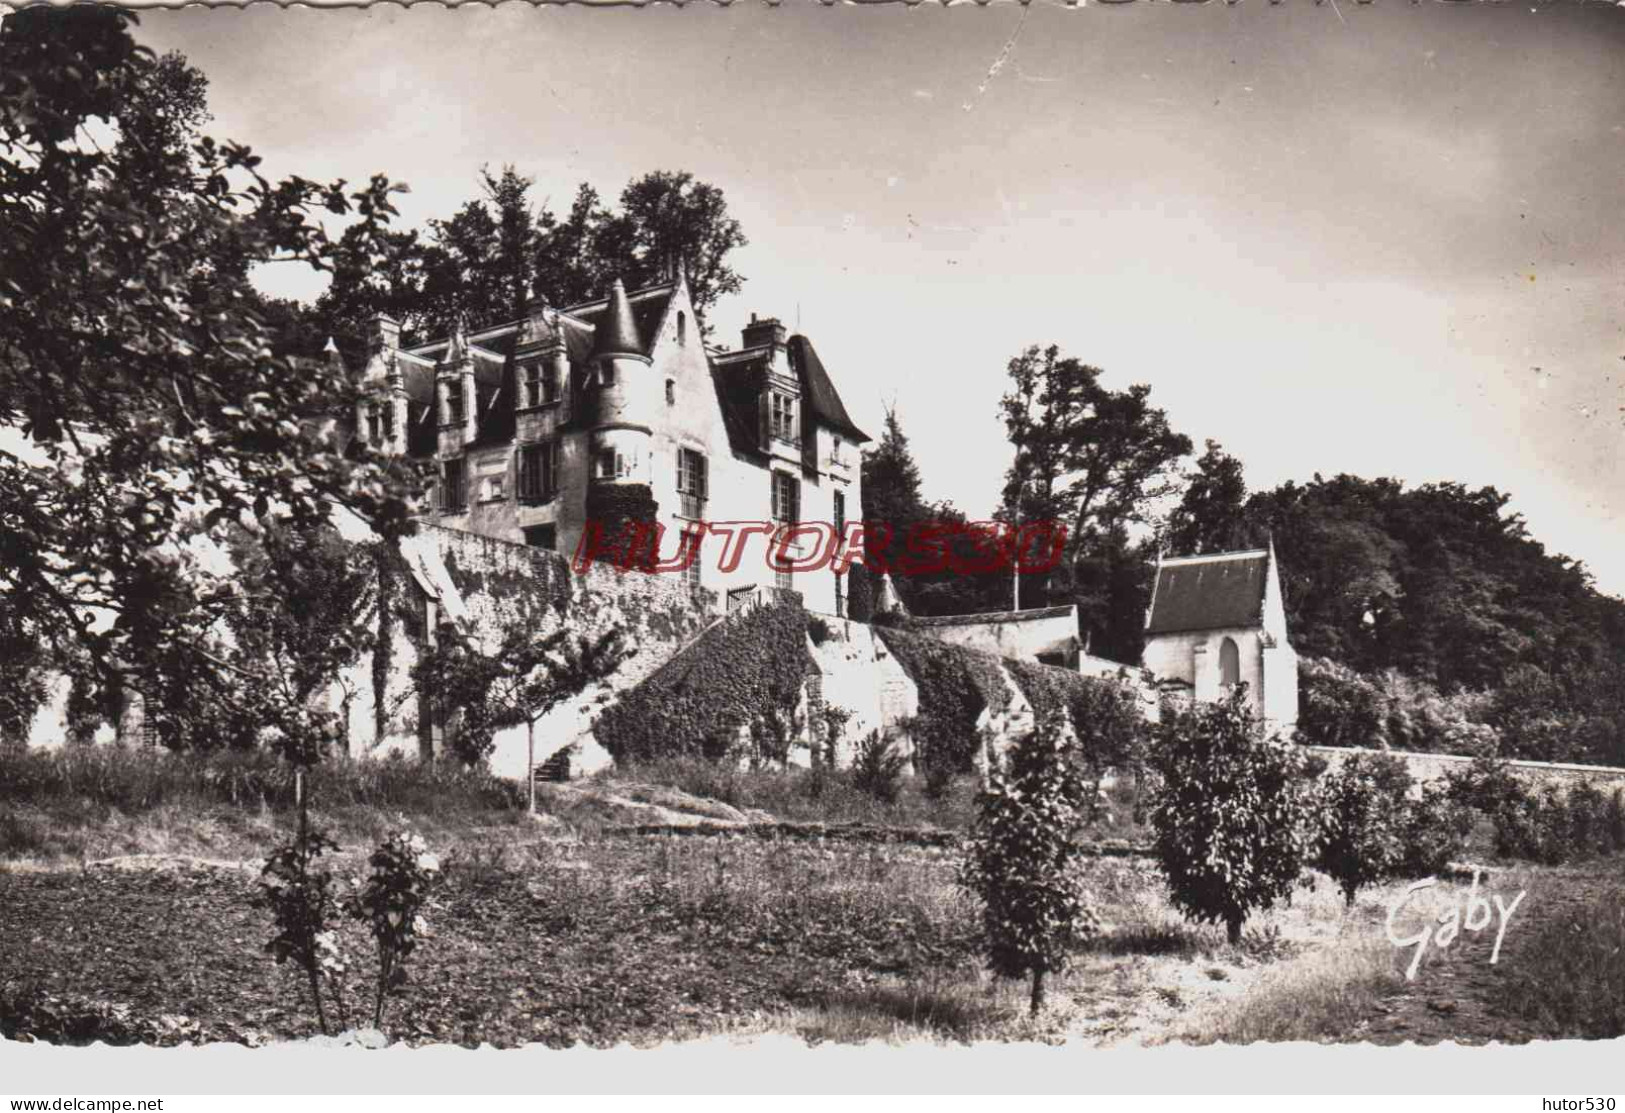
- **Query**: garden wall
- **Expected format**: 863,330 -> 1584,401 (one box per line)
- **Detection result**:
1305,744 -> 1625,797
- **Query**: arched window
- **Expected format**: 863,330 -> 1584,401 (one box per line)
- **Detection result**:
1219,637 -> 1240,690
677,311 -> 688,345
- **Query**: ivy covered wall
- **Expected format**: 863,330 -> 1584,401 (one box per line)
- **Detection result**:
593,600 -> 816,765
346,523 -> 719,777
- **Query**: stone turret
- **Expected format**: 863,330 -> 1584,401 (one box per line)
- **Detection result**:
583,278 -> 654,486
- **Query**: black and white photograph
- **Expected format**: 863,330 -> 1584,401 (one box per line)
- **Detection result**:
2,0 -> 1624,1086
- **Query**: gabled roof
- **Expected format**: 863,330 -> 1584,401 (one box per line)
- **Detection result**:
1146,550 -> 1271,635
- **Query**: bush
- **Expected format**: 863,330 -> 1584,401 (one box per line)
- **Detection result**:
960,725 -> 1099,1015
852,731 -> 906,804
1607,790 -> 1625,853
1297,657 -> 1500,755
1150,688 -> 1312,944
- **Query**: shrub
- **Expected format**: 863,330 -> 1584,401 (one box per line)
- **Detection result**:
1607,790 -> 1625,853
1310,754 -> 1410,906
960,725 -> 1099,1015
1567,783 -> 1607,861
852,731 -> 906,804
256,821 -> 345,1035
806,616 -> 834,646
348,830 -> 440,1031
1150,687 -> 1312,944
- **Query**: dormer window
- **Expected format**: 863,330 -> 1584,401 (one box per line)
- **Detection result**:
366,405 -> 384,443
445,382 -> 464,426
769,391 -> 796,443
522,362 -> 561,408
831,435 -> 845,465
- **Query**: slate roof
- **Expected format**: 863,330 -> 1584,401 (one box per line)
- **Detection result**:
708,335 -> 870,457
787,336 -> 871,444
384,283 -> 869,460
710,353 -> 770,461
588,280 -> 646,361
1146,551 -> 1270,635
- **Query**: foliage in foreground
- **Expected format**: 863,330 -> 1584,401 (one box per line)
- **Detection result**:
0,744 -> 522,817
1,8 -> 428,762
961,726 -> 1099,1014
1149,688 -> 1311,944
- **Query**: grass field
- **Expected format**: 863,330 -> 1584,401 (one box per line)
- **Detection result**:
2,745 -> 1619,1047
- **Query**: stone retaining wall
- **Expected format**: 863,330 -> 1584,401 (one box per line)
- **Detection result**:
1305,744 -> 1625,796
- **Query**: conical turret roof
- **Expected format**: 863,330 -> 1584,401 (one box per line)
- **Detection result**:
589,278 -> 646,361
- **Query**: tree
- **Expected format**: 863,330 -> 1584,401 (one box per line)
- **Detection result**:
960,724 -> 1099,1015
859,405 -> 928,606
1309,753 -> 1410,908
315,225 -> 429,359
412,624 -> 627,790
532,182 -> 609,309
595,170 -> 746,329
1166,440 -> 1254,556
1000,344 -> 1191,546
1,8 -> 429,753
222,523 -> 380,756
999,344 -> 1190,651
1149,688 -> 1311,944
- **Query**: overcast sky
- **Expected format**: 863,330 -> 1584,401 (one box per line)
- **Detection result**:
136,1 -> 1625,596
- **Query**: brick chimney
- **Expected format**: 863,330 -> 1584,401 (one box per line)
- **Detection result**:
742,313 -> 787,351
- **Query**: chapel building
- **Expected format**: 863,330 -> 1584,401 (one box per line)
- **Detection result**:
1140,543 -> 1300,733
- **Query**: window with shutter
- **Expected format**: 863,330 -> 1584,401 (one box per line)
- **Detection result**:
681,527 -> 704,590
772,471 -> 799,525
519,443 -> 554,503
441,459 -> 466,512
678,449 -> 708,518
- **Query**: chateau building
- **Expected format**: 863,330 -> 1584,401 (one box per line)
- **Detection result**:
349,270 -> 870,617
